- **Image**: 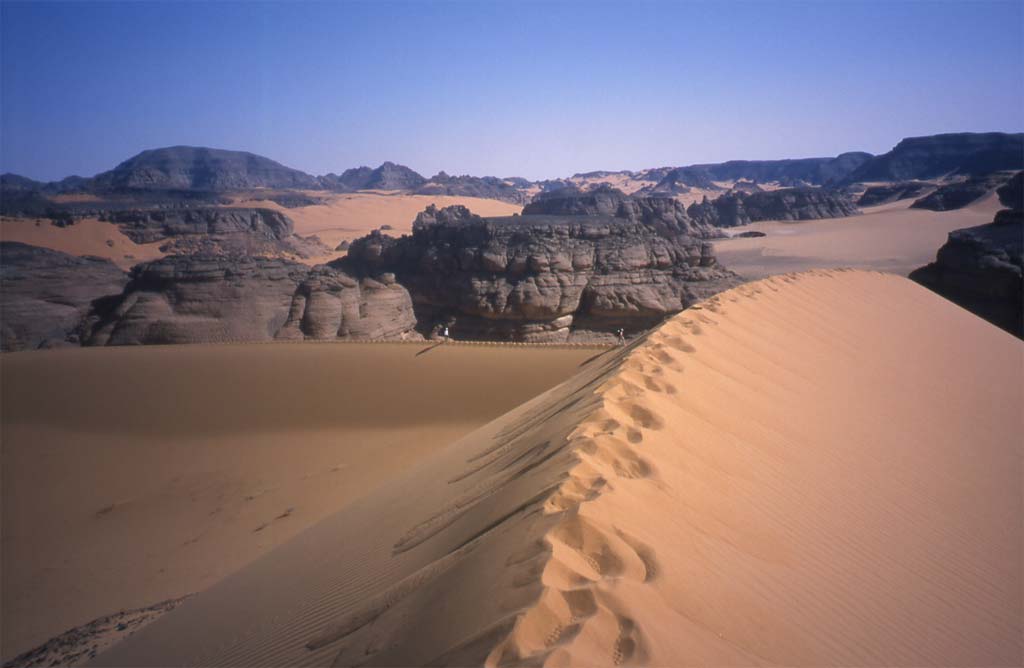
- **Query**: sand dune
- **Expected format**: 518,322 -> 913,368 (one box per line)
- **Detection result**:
0,216 -> 163,270
0,342 -> 599,661
715,190 -> 1004,278
230,191 -> 523,261
94,270 -> 1022,667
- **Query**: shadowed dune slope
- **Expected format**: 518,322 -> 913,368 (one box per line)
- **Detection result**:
1,343 -> 599,661
95,270 -> 1023,667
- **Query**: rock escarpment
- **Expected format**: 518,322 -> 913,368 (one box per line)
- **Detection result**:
684,187 -> 858,227
1,242 -> 128,351
857,182 -> 932,206
846,132 -> 1024,183
739,187 -> 859,221
101,207 -> 329,257
345,200 -> 739,342
82,255 -> 416,346
910,173 -> 1014,211
415,172 -> 531,205
910,208 -> 1023,337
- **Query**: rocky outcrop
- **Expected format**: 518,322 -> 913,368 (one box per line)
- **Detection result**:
415,172 -> 530,204
522,186 -> 724,237
997,171 -> 1022,209
344,202 -> 738,342
739,187 -> 859,221
276,269 -> 416,341
689,152 -> 873,186
910,173 -> 1014,211
686,194 -> 750,228
846,133 -> 1024,183
83,255 -> 416,346
910,209 -> 1023,337
101,207 -> 329,258
1,242 -> 127,351
320,162 -> 426,191
685,187 -> 857,226
857,182 -> 932,206
637,167 -> 720,196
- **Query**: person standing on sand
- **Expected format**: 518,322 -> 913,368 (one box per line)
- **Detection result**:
443,325 -> 450,342
617,328 -> 625,345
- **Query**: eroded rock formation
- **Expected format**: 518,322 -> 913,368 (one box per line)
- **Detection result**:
82,255 -> 416,346
102,207 -> 329,257
1,242 -> 128,351
345,201 -> 739,341
910,208 -> 1023,337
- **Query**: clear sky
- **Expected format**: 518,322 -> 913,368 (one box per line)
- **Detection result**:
1,1 -> 1021,182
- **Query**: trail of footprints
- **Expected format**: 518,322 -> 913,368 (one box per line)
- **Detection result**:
308,294 -> 729,667
487,298 -> 718,667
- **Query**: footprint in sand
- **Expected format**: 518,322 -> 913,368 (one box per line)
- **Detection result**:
577,436 -> 651,481
547,515 -> 649,583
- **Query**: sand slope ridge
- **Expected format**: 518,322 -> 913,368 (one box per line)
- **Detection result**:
95,269 -> 1023,667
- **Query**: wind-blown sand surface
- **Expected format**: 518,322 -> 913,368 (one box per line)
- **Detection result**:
0,217 -> 163,270
94,270 -> 1022,667
232,191 -> 523,261
715,192 -> 1004,278
0,342 -> 599,662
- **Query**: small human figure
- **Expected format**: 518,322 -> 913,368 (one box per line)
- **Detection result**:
616,328 -> 625,346
443,325 -> 450,342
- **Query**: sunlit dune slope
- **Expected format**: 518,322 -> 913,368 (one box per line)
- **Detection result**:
96,270 -> 1022,667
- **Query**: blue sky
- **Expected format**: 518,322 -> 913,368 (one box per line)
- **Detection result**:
1,1 -> 1021,181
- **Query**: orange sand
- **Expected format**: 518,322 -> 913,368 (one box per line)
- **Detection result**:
0,342 -> 600,661
715,191 -> 1004,278
94,270 -> 1022,667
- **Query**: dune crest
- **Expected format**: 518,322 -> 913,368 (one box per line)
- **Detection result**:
95,269 -> 1022,667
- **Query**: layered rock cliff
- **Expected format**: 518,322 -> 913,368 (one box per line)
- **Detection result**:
82,255 -> 416,346
857,182 -> 932,206
1,242 -> 128,351
344,200 -> 739,342
684,187 -> 858,227
910,208 -> 1023,337
910,173 -> 1014,211
101,207 -> 329,257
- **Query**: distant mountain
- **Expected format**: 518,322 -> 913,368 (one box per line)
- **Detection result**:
689,152 -> 873,186
415,172 -> 531,204
1,173 -> 45,190
846,132 -> 1024,183
91,146 -> 321,191
320,162 -> 426,191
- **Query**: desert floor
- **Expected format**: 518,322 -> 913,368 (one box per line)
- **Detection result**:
0,192 -> 523,270
714,192 -> 1003,278
0,341 -> 601,661
232,191 -> 523,260
94,270 -> 1022,667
